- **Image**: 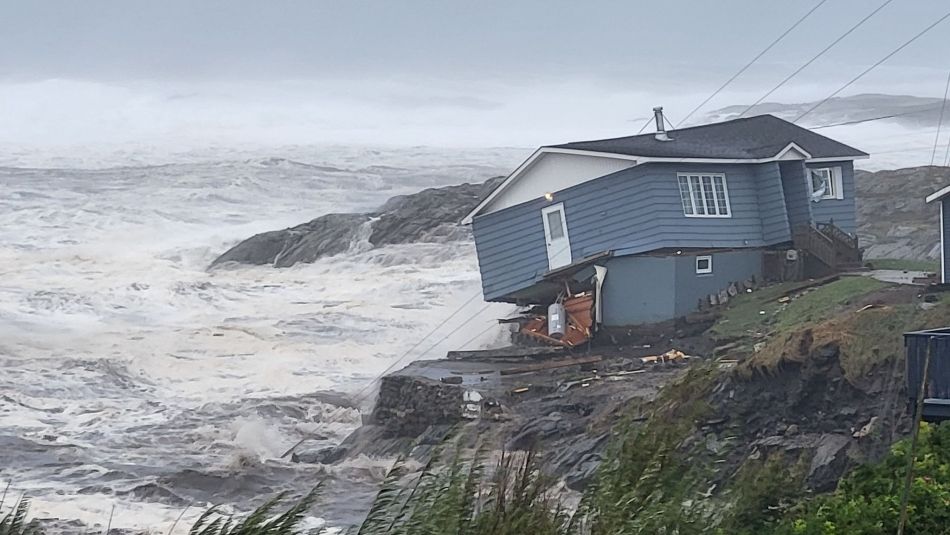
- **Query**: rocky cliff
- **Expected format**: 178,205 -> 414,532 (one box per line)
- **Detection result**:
210,177 -> 502,268
856,165 -> 950,260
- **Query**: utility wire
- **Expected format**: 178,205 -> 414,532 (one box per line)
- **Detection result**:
738,0 -> 894,118
794,9 -> 950,124
636,115 -> 654,135
811,105 -> 944,129
931,70 -> 950,166
675,0 -> 828,127
281,236 -> 584,458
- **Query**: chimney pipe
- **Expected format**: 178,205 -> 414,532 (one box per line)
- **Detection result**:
653,106 -> 672,141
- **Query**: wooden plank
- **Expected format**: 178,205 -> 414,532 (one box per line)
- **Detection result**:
499,355 -> 602,376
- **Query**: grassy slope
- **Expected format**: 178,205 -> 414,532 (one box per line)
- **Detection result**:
865,258 -> 940,272
582,277 -> 950,534
709,277 -> 888,355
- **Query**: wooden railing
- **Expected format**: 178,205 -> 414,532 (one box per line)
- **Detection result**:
794,222 -> 862,270
816,221 -> 862,264
793,224 -> 838,270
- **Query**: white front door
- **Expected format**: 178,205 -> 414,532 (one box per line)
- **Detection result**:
541,203 -> 572,270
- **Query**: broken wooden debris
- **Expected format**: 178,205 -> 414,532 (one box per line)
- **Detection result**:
640,349 -> 688,364
511,386 -> 530,394
499,355 -> 602,376
515,292 -> 594,348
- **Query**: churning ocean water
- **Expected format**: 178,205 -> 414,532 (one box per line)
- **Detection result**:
0,145 -> 521,531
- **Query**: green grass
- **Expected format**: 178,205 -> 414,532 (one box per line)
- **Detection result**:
710,277 -> 889,345
865,258 -> 940,272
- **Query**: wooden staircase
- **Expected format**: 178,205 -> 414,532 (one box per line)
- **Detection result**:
792,222 -> 862,272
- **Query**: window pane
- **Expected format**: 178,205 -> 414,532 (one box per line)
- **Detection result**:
811,169 -> 830,197
701,176 -> 716,215
546,210 -> 564,239
678,176 -> 694,214
689,176 -> 705,215
696,256 -> 712,273
713,176 -> 728,215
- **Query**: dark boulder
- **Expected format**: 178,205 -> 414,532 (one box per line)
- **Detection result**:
210,177 -> 503,268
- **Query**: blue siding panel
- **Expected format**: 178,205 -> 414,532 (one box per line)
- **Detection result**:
672,250 -> 763,317
779,161 -> 813,231
473,162 -> 772,301
807,161 -> 857,234
601,256 -> 676,325
474,157 -> 856,302
754,162 -> 791,244
943,199 -> 950,284
569,163 -> 766,257
472,197 -> 550,299
599,249 -> 764,325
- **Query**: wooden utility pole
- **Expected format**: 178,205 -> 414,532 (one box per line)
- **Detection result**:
897,337 -> 933,535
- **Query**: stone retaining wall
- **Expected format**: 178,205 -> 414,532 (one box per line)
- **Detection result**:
372,374 -> 464,436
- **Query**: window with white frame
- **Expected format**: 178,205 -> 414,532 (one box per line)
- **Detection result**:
808,167 -> 843,201
677,173 -> 731,217
696,255 -> 713,274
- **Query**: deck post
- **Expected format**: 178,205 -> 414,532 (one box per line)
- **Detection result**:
897,336 -> 933,535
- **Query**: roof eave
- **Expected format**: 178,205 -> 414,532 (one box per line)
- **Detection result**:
461,144 -> 870,223
926,184 -> 950,204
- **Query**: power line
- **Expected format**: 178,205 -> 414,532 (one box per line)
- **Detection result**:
794,9 -> 950,124
675,0 -> 827,127
810,105 -> 944,129
738,0 -> 894,118
931,70 -> 950,166
281,237 -> 581,458
636,115 -> 654,135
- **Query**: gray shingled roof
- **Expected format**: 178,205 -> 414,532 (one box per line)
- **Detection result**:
549,114 -> 868,160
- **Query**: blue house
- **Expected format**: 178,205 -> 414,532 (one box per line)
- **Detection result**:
462,109 -> 868,327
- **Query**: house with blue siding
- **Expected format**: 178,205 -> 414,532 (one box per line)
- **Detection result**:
462,109 -> 868,327
925,186 -> 950,284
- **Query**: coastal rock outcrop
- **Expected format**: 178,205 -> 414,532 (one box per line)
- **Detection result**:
856,165 -> 950,260
210,177 -> 502,268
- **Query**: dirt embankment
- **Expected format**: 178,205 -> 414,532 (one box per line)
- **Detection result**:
298,277 -> 950,524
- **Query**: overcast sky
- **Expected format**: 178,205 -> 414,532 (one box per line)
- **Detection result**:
2,0 -> 949,148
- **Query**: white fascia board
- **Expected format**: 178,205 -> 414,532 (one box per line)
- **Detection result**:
460,147 -> 638,225
775,142 -> 813,160
807,155 -> 869,163
926,184 -> 950,204
461,147 -> 544,225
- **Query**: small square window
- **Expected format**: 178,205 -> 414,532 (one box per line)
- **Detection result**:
696,255 -> 713,274
809,167 -> 841,201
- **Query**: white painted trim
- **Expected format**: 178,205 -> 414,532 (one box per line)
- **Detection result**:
807,155 -> 869,162
540,202 -> 572,270
832,167 -> 844,200
460,148 -> 638,224
807,166 -> 843,201
774,142 -> 813,160
926,184 -> 950,204
537,147 -> 642,162
696,255 -> 713,274
942,202 -> 946,284
461,143 -> 868,224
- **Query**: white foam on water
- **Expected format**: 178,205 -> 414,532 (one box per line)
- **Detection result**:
0,145 -> 520,530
